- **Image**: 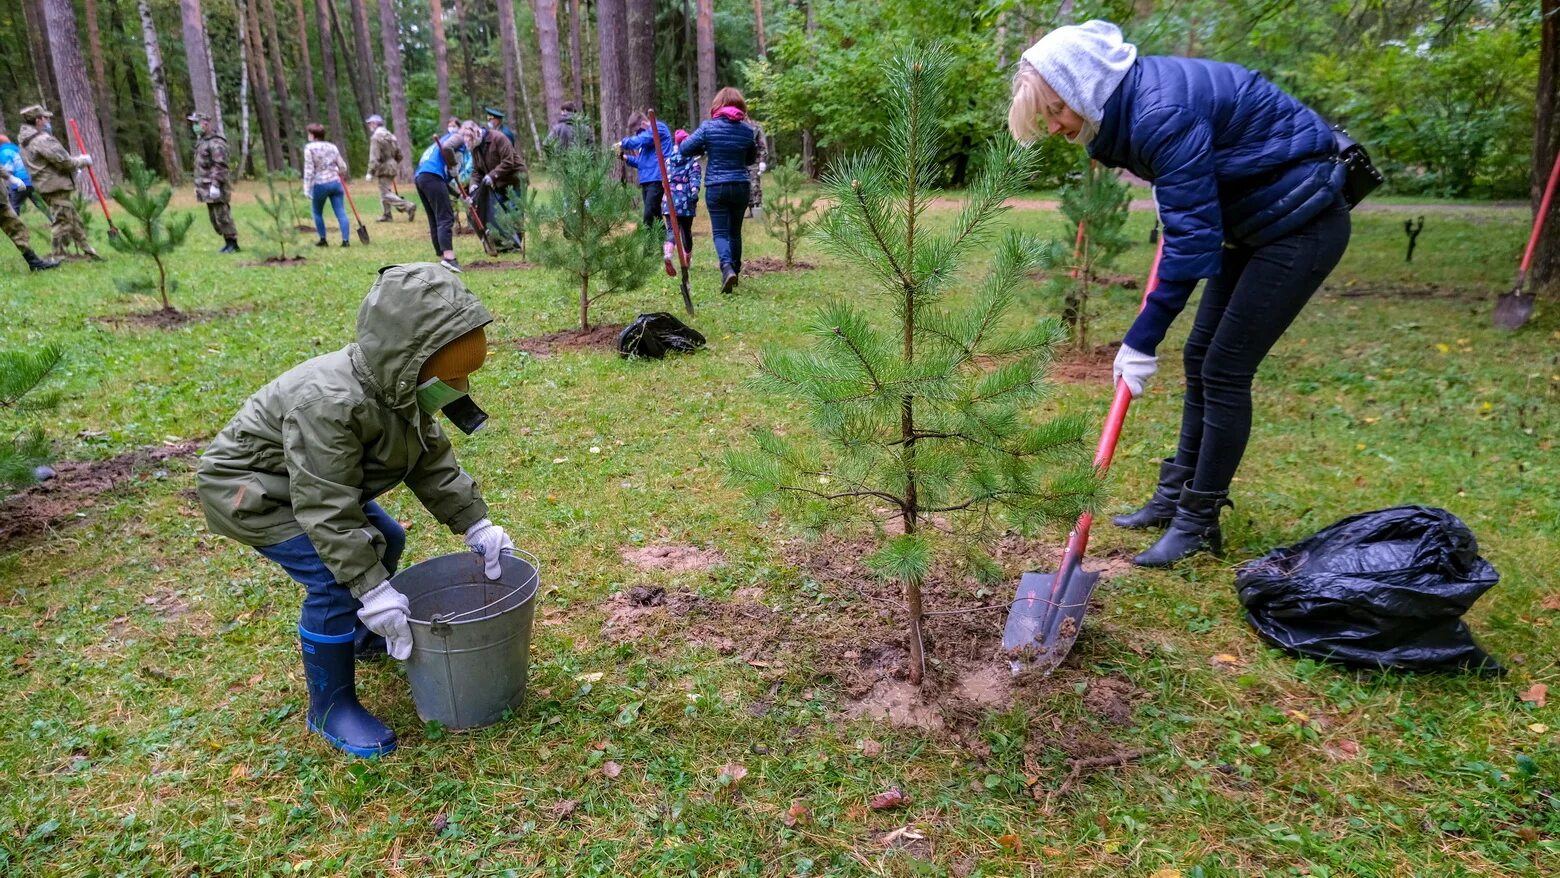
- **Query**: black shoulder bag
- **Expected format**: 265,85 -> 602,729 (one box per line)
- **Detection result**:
1332,126 -> 1382,209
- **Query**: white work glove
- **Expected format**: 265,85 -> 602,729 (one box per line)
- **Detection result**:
207,185 -> 221,201
463,518 -> 515,580
757,161 -> 767,174
481,174 -> 495,188
356,580 -> 413,660
74,155 -> 92,168
364,172 -> 373,182
1112,343 -> 1158,399
5,176 -> 21,191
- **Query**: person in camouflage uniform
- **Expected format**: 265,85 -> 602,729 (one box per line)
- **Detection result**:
17,104 -> 99,260
0,161 -> 59,271
365,115 -> 416,222
189,112 -> 240,253
746,121 -> 768,217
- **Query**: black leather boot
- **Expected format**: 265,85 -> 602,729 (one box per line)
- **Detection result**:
23,248 -> 59,271
720,263 -> 738,294
1131,485 -> 1232,568
1112,458 -> 1194,530
219,238 -> 240,254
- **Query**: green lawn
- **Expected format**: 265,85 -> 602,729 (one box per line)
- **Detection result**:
1,182 -> 1556,876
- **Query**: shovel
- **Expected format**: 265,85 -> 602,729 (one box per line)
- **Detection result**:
67,118 -> 119,239
647,110 -> 694,317
1493,148 -> 1560,330
457,179 -> 500,258
338,177 -> 371,244
1001,240 -> 1163,674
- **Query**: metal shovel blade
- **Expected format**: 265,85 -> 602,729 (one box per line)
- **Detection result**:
1493,289 -> 1534,330
1001,563 -> 1102,675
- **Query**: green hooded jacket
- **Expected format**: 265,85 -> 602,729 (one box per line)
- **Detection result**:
196,263 -> 495,597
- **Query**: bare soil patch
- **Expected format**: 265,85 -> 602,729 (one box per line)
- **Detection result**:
1050,341 -> 1118,386
0,441 -> 200,549
599,585 -> 776,659
463,259 -> 535,271
741,256 -> 816,275
92,306 -> 249,330
241,256 -> 310,268
1329,282 -> 1483,301
514,324 -> 626,357
620,543 -> 726,573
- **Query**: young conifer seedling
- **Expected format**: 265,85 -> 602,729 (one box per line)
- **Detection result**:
109,156 -> 194,312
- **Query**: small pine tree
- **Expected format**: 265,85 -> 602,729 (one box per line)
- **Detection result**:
725,47 -> 1099,685
528,147 -> 658,331
249,170 -> 304,261
1051,159 -> 1131,349
487,189 -> 532,259
763,157 -> 820,269
0,345 -> 63,495
108,156 -> 194,312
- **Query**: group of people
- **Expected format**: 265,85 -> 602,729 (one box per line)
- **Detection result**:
1,104 -> 102,271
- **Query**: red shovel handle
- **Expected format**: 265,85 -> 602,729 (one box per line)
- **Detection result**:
67,118 -> 115,229
339,176 -> 364,225
646,110 -> 688,270
1517,147 -> 1560,283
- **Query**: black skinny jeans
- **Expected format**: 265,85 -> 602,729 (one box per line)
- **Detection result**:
1172,194 -> 1351,493
415,172 -> 456,255
640,182 -> 666,233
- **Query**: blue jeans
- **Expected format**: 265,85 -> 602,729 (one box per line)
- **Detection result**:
705,181 -> 750,272
310,180 -> 350,243
256,502 -> 405,636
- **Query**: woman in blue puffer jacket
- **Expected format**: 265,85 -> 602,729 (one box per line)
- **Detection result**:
615,113 -> 674,234
676,87 -> 761,293
1009,21 -> 1352,567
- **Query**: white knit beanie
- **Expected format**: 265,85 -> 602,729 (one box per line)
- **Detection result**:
1021,20 -> 1138,127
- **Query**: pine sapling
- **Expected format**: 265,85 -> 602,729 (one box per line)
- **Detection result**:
488,189 -> 532,259
528,147 -> 657,331
726,47 -> 1099,685
1052,159 -> 1131,349
0,344 -> 63,495
249,170 -> 304,261
108,156 -> 194,312
764,157 -> 820,269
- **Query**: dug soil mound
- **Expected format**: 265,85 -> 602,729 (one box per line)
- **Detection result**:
241,256 -> 309,268
463,259 -> 535,271
93,306 -> 249,330
0,441 -> 200,549
599,585 -> 777,661
515,324 -> 626,357
741,257 -> 816,275
620,543 -> 726,573
1051,341 -> 1118,386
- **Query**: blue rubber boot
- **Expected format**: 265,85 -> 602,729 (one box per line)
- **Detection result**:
299,627 -> 397,758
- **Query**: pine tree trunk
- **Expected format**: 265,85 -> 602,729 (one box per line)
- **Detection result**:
138,0 -> 183,182
430,0 -> 452,121
683,0 -> 696,128
293,0 -> 319,121
111,0 -> 153,170
596,0 -> 628,156
328,0 -> 370,127
347,0 -> 380,113
496,0 -> 522,128
1531,0 -> 1560,299
901,76 -> 923,685
579,274 -> 591,330
243,0 -> 284,172
261,0 -> 298,167
800,0 -> 815,180
180,0 -> 222,134
315,0 -> 346,147
752,0 -> 765,57
695,0 -> 714,118
80,0 -> 122,178
534,0 -> 566,128
568,0 -> 585,111
239,0 -> 253,173
626,0 -> 655,116
21,0 -> 62,117
42,0 -> 110,191
454,0 -> 478,117
378,0 -> 414,178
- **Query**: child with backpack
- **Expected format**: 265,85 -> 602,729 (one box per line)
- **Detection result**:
660,129 -> 701,276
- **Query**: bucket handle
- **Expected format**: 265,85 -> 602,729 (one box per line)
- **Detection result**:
413,548 -> 542,627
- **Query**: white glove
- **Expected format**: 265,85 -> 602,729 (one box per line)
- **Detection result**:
1112,343 -> 1158,398
365,173 -> 373,182
463,518 -> 515,580
207,185 -> 221,201
356,580 -> 413,660
74,155 -> 93,168
5,176 -> 21,191
482,174 -> 495,188
758,161 -> 767,174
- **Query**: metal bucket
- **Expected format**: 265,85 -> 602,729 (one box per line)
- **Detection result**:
391,550 -> 540,731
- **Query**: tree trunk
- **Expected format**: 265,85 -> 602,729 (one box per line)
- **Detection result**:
377,0 -> 414,178
1532,0 -> 1560,298
138,0 -> 183,182
430,0 -> 452,120
800,0 -> 815,179
42,0 -> 110,190
453,0 -> 477,116
347,0 -> 380,113
80,0 -> 122,178
752,0 -> 765,57
683,0 -> 696,129
496,0 -> 521,130
180,0 -> 222,135
596,0 -> 628,158
21,0 -> 61,116
568,0 -> 585,111
327,0 -> 370,126
695,0 -> 714,119
626,0 -> 655,115
243,0 -> 284,172
534,0 -> 566,128
261,0 -> 298,167
293,0 -> 319,121
239,0 -> 253,173
315,0 -> 346,147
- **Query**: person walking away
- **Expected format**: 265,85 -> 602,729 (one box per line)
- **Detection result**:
544,102 -> 595,156
196,263 -> 517,758
0,161 -> 58,271
1008,21 -> 1352,566
483,107 -> 518,147
18,104 -> 99,260
0,134 -> 51,219
366,114 -> 416,223
414,129 -> 469,272
302,124 -> 353,248
676,88 -> 760,293
746,121 -> 768,218
461,119 -> 527,251
660,128 -> 700,275
188,112 -> 240,253
613,112 -> 674,236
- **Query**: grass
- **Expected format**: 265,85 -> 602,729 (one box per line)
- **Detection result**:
1,181 -> 1557,876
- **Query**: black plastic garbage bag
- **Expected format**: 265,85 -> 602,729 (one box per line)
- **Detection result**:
617,313 -> 707,359
1235,506 -> 1501,673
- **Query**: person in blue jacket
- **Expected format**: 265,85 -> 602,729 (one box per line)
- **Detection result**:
1009,21 -> 1352,567
0,134 -> 49,218
660,129 -> 701,275
413,129 -> 471,273
675,87 -> 760,293
613,113 -> 674,236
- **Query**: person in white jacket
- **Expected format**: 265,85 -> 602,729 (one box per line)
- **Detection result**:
302,123 -> 352,248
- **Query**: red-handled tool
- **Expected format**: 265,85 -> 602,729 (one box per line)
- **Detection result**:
1002,239 -> 1164,673
338,176 -> 371,244
1492,148 -> 1560,330
647,109 -> 694,316
67,118 -> 119,238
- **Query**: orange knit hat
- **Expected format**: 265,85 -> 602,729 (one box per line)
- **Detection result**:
418,326 -> 487,391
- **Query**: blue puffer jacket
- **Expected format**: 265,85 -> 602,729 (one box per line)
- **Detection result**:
619,121 -> 673,185
677,116 -> 759,186
1088,56 -> 1344,353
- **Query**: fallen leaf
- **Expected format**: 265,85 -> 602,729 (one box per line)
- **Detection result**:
997,833 -> 1020,852
1541,595 -> 1560,611
869,787 -> 909,810
781,799 -> 811,828
878,825 -> 926,847
1337,739 -> 1361,755
229,763 -> 249,780
1150,870 -> 1184,878
717,762 -> 748,787
602,760 -> 622,779
861,738 -> 884,758
1521,684 -> 1548,708
1041,846 -> 1064,857
1210,653 -> 1242,669
1529,723 -> 1549,734
1285,709 -> 1312,725
549,799 -> 579,820
575,672 -> 604,683
591,739 -> 610,751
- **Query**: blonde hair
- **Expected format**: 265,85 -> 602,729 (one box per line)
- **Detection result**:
1008,61 -> 1058,145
